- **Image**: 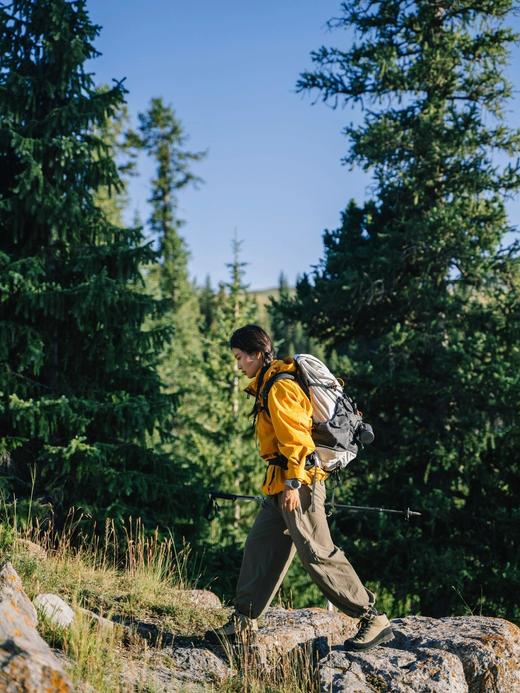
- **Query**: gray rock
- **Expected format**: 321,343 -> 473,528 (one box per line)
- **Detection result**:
15,539 -> 47,561
0,562 -> 75,691
320,646 -> 467,692
34,592 -> 75,628
0,563 -> 37,635
169,646 -> 231,684
389,615 -> 520,693
255,606 -> 358,661
318,615 -> 520,693
118,645 -> 230,692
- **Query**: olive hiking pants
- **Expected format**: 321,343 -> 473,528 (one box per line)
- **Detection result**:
234,480 -> 375,619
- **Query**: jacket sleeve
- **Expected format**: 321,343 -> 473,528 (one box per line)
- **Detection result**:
267,379 -> 315,480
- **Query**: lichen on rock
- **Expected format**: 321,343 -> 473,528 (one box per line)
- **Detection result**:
0,562 -> 75,692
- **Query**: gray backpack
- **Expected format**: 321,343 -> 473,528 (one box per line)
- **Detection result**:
262,354 -> 374,473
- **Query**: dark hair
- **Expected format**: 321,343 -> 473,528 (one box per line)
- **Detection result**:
230,324 -> 274,366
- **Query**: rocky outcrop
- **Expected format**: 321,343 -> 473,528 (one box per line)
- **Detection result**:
254,606 -> 357,660
0,562 -> 74,692
157,607 -> 358,689
169,645 -> 231,686
395,615 -> 520,692
319,615 -> 520,692
321,643 -> 468,692
2,560 -> 518,693
165,609 -> 520,692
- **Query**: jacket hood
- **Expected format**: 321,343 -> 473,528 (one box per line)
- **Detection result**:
244,357 -> 297,397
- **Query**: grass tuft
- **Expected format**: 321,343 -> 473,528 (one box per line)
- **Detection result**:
1,510 -> 322,692
1,512 -> 225,691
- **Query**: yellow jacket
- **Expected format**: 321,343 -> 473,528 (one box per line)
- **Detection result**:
245,358 -> 328,495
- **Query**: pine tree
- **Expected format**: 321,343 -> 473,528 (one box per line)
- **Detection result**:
281,1 -> 520,619
181,239 -> 262,527
0,0 -> 188,530
269,272 -> 325,359
133,97 -> 204,305
131,97 -> 205,393
175,240 -> 264,595
93,97 -> 135,226
199,274 -> 216,333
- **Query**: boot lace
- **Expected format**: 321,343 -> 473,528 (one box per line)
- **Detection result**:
353,612 -> 375,641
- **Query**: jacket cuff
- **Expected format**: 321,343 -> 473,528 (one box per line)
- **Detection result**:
287,459 -> 306,480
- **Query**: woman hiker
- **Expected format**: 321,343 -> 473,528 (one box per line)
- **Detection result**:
209,324 -> 394,651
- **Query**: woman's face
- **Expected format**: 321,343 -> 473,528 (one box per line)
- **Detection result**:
232,348 -> 263,379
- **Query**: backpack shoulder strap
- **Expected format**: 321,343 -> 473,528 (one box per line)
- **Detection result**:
261,370 -> 310,417
262,373 -> 295,418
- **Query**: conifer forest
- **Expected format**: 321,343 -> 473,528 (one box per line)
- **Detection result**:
1,0 -> 519,625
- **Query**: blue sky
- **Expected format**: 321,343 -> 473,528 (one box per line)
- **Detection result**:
85,1 -> 520,290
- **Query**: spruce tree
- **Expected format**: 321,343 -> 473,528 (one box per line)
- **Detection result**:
281,1 -> 520,619
176,240 -> 264,595
93,98 -> 135,226
131,97 -> 205,393
0,0 -> 186,530
133,97 -> 204,307
181,240 -> 262,526
269,272 -> 325,359
199,275 -> 216,333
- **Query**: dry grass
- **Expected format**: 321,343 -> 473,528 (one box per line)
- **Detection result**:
220,634 -> 320,693
1,509 -> 319,693
0,511 -> 225,690
9,513 -> 223,636
38,607 -> 127,692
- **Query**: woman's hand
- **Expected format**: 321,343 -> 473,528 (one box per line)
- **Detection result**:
282,488 -> 300,512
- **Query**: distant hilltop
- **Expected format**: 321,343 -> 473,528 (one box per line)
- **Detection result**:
250,285 -> 296,302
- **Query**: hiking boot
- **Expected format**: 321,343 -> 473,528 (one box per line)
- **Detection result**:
206,612 -> 258,644
344,609 -> 394,651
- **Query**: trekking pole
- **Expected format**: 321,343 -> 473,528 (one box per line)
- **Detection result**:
205,491 -> 263,520
206,491 -> 421,521
331,503 -> 421,520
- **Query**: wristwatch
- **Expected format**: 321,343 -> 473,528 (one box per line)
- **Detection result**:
284,478 -> 302,490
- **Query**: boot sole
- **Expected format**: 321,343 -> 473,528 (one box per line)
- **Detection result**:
344,627 -> 394,652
